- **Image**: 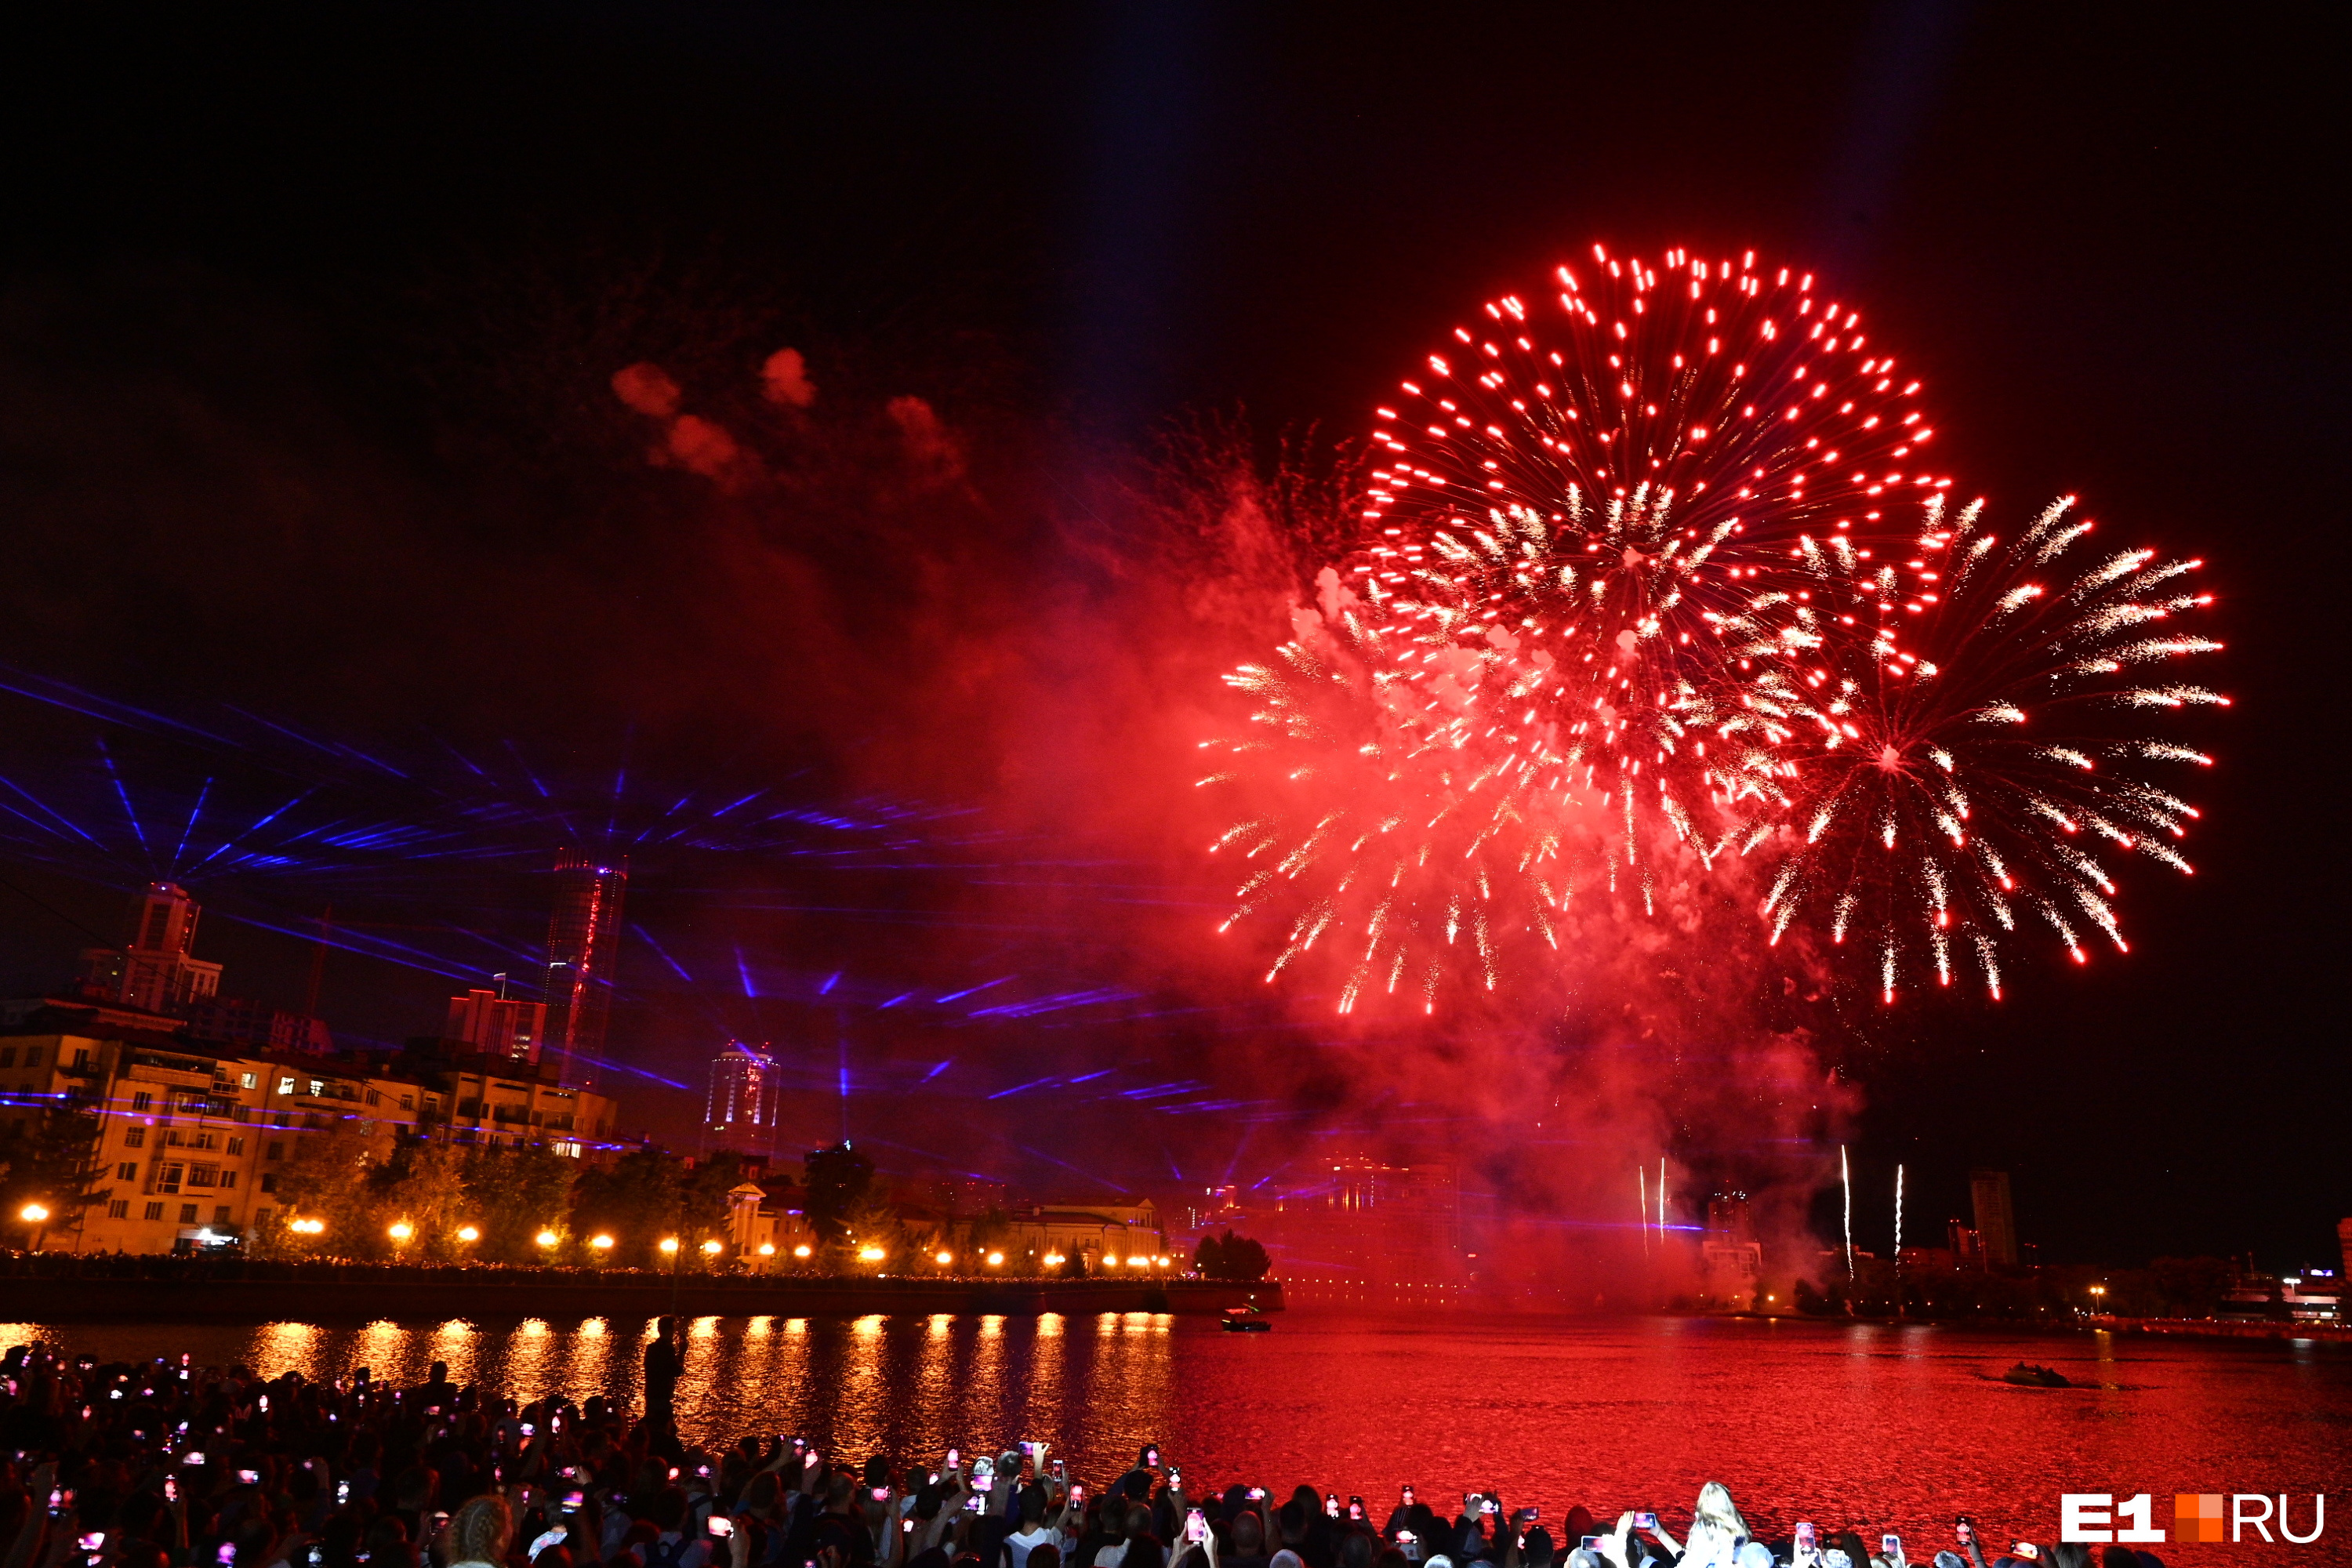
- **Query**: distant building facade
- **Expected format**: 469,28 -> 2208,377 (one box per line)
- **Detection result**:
186,996 -> 333,1057
542,851 -> 626,1086
1969,1169 -> 2019,1268
79,884 -> 223,1015
445,987 -> 548,1064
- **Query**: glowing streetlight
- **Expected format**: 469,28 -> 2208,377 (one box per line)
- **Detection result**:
289,1218 -> 325,1236
20,1203 -> 51,1224
456,1225 -> 481,1243
858,1245 -> 886,1262
792,1243 -> 812,1258
1102,1255 -> 1119,1269
659,1236 -> 680,1255
387,1221 -> 414,1243
935,1250 -> 954,1266
758,1242 -> 776,1257
985,1251 -> 1004,1267
701,1240 -> 723,1257
1128,1255 -> 1151,1269
590,1233 -> 615,1250
1044,1252 -> 1065,1267
535,1230 -> 560,1248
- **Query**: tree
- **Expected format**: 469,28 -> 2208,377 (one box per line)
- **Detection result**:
0,1105 -> 107,1248
460,1143 -> 580,1262
2148,1256 -> 2232,1319
256,1120 -> 378,1258
367,1138 -> 468,1260
568,1145 -> 685,1268
1194,1229 -> 1270,1281
803,1142 -> 873,1243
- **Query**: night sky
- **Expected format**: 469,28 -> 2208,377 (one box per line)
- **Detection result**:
0,4 -> 2341,1271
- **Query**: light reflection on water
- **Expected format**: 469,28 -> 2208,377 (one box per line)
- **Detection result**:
5,1312 -> 2345,1544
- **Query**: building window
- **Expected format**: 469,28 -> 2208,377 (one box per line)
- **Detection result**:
117,1162 -> 139,1181
155,1163 -> 184,1193
266,1140 -> 283,1161
21,1047 -> 38,1068
277,1076 -> 296,1095
240,1072 -> 258,1089
253,1207 -> 271,1228
191,1131 -> 219,1151
0,1047 -> 13,1069
143,1201 -> 164,1221
308,1079 -> 325,1096
219,1171 -> 236,1189
123,1127 -> 146,1148
214,1205 -> 232,1224
178,1204 -> 198,1225
188,1166 -> 218,1189
227,1136 -> 243,1156
260,1174 -> 277,1193
107,1200 -> 129,1220
72,1047 -> 91,1069
400,1094 -> 414,1111
132,1091 -> 154,1112
366,1088 -> 380,1106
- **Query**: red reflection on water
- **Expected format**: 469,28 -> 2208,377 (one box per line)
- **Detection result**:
9,1311 -> 2344,1548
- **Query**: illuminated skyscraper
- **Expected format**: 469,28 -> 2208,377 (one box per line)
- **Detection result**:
80,883 -> 223,1014
542,850 -> 626,1085
704,1040 -> 777,1156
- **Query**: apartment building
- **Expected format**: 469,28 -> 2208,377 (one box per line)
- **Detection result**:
2,994 -> 619,1254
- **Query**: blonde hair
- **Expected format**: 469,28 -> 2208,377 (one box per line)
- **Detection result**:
445,1494 -> 514,1568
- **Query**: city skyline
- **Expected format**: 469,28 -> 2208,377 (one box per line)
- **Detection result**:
0,5 -> 2339,1276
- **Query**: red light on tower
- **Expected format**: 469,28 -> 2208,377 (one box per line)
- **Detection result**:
543,849 -> 627,1086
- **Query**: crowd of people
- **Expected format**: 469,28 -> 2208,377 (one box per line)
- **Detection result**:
2,1325 -> 2166,1568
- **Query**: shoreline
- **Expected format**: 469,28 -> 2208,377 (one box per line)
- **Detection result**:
0,1267 -> 1285,1323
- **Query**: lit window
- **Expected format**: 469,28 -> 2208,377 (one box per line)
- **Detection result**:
277,1077 -> 296,1095
240,1073 -> 258,1090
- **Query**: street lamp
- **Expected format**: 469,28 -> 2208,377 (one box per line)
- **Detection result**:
387,1221 -> 414,1243
20,1203 -> 50,1224
701,1240 -> 723,1257
935,1250 -> 954,1267
857,1245 -> 886,1262
535,1230 -> 560,1249
985,1251 -> 1004,1268
659,1236 -> 680,1255
792,1243 -> 812,1259
590,1233 -> 615,1252
757,1242 -> 776,1257
456,1225 -> 481,1243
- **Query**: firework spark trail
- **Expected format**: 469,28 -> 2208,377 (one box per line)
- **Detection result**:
1211,246 -> 1956,1010
1748,493 -> 2223,999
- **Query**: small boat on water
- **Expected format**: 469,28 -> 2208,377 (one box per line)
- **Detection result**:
2003,1361 -> 2071,1387
1221,1306 -> 1272,1332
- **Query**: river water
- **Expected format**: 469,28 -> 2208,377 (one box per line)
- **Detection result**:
7,1311 -> 2345,1550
